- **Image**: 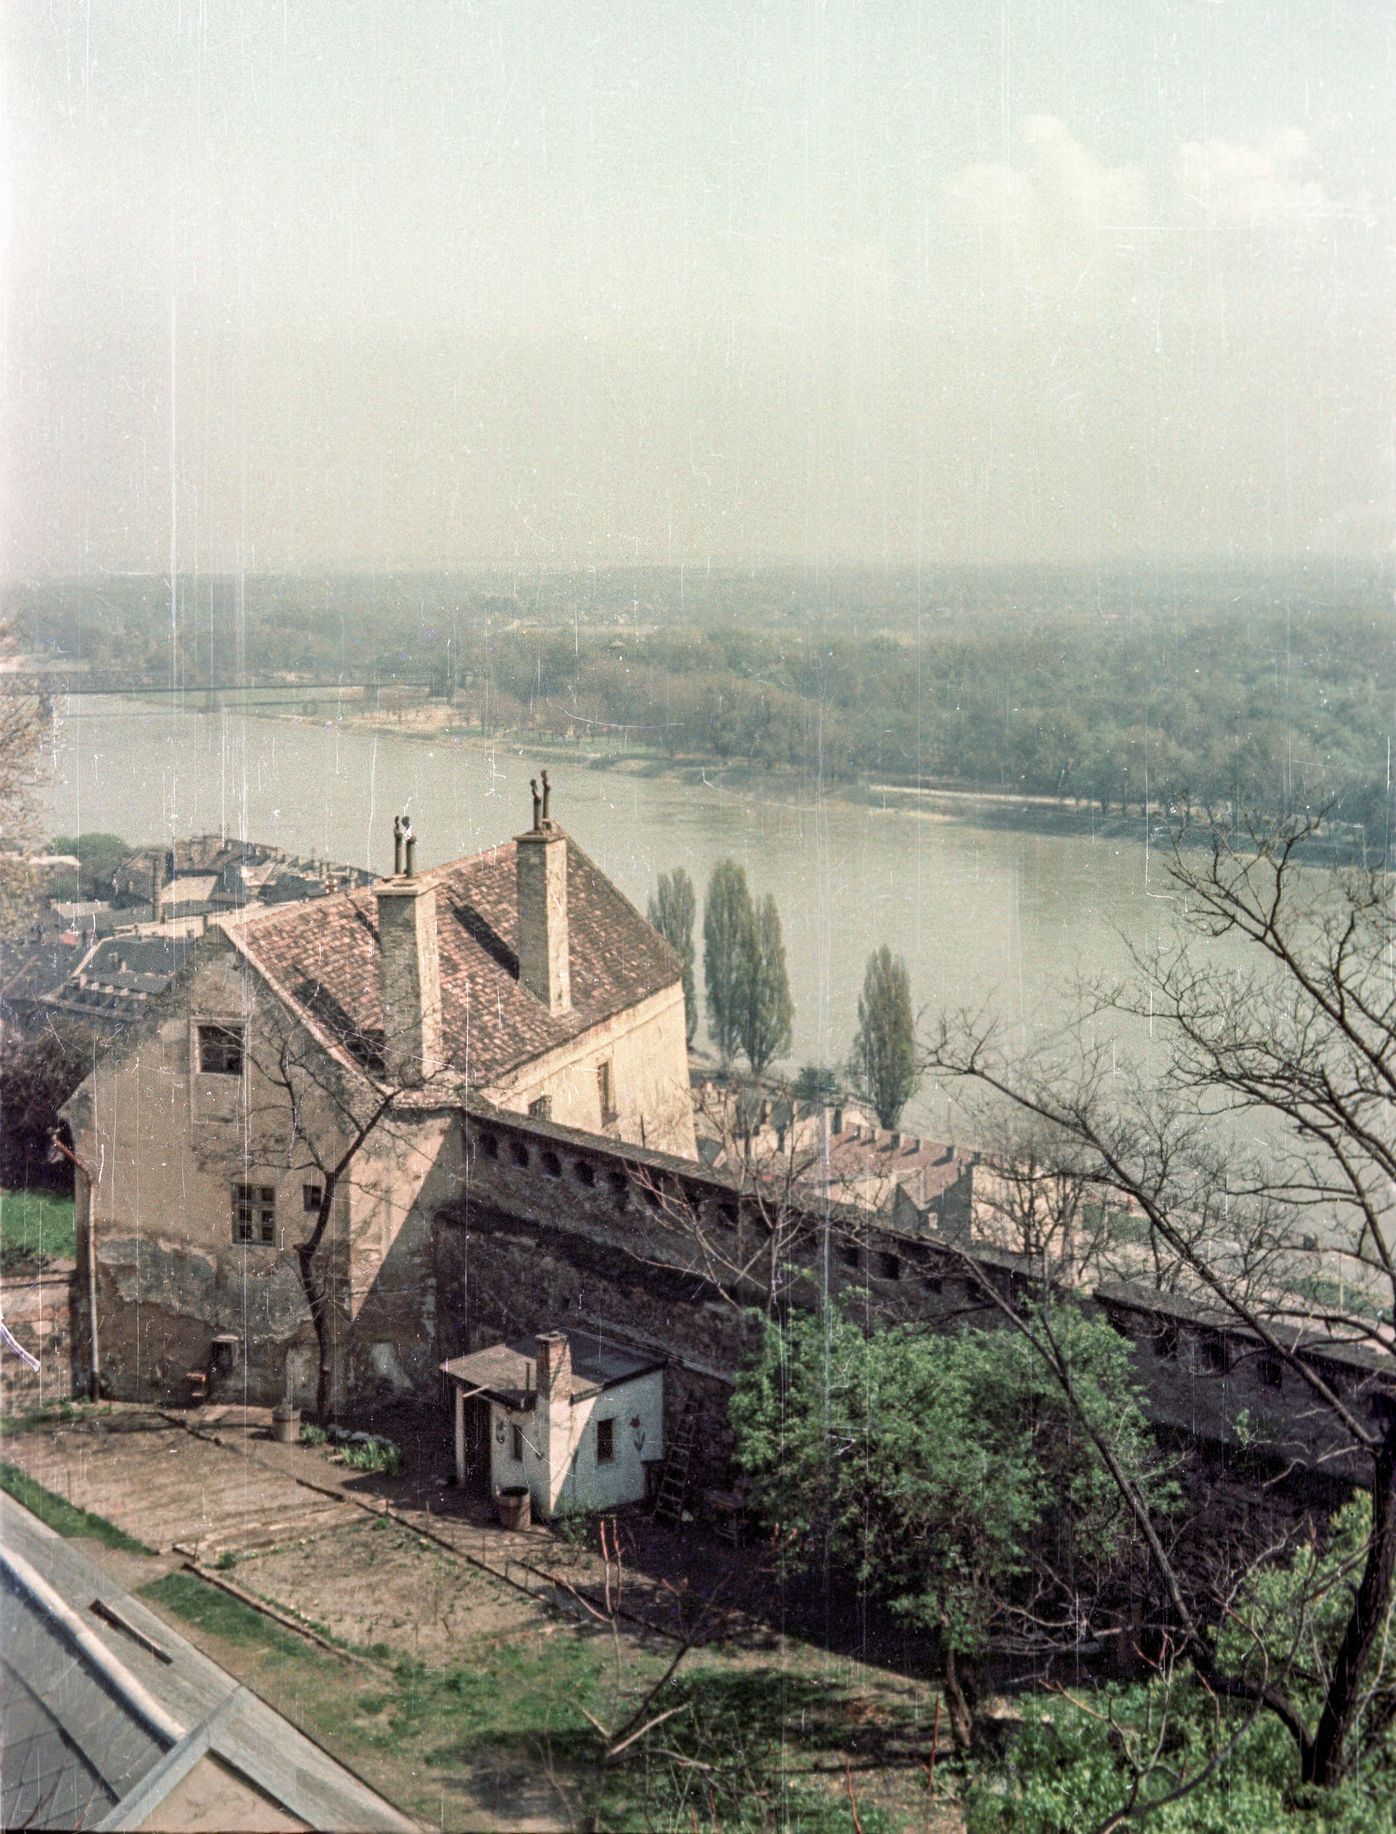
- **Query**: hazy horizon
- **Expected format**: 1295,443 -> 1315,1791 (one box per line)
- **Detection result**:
7,2 -> 1395,579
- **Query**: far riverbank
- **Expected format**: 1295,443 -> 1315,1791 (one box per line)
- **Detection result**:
241,695 -> 1383,869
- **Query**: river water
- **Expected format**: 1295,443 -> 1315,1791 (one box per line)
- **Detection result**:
44,697 -> 1195,1136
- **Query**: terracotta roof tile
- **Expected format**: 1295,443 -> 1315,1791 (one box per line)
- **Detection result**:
231,834 -> 679,1086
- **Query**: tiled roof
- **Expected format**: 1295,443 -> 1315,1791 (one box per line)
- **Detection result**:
232,833 -> 680,1087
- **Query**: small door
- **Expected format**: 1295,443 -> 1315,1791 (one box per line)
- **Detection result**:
464,1396 -> 492,1496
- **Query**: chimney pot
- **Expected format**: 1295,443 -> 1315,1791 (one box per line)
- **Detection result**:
889,1131 -> 901,1149
832,1105 -> 844,1135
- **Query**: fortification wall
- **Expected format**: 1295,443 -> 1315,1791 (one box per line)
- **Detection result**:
436,1104 -> 1395,1487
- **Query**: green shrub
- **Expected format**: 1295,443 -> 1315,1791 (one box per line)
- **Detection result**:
339,1436 -> 402,1476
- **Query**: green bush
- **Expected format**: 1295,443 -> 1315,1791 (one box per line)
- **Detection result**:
339,1436 -> 403,1476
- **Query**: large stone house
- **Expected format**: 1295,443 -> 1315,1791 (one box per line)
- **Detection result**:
63,789 -> 696,1410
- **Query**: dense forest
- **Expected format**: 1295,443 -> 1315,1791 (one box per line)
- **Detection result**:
8,563 -> 1394,834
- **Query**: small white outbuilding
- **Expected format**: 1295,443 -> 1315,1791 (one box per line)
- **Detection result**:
441,1329 -> 664,1519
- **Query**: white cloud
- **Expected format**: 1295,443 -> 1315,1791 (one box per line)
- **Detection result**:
1176,128 -> 1336,221
945,115 -> 1145,248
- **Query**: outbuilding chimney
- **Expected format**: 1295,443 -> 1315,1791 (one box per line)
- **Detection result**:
515,773 -> 571,1015
536,1330 -> 571,1401
373,814 -> 442,1086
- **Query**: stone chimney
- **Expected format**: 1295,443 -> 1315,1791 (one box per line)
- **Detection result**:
373,815 -> 442,1086
515,772 -> 571,1015
536,1330 -> 571,1401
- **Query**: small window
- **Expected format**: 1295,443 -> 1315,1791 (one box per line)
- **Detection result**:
924,1272 -> 944,1295
839,1243 -> 860,1270
199,1023 -> 245,1076
479,1131 -> 499,1160
877,1251 -> 902,1282
511,1140 -> 530,1169
1201,1333 -> 1231,1374
233,1183 -> 275,1246
608,1169 -> 629,1207
1259,1355 -> 1284,1391
302,1183 -> 323,1214
541,1150 -> 562,1179
595,1417 -> 615,1464
597,1060 -> 616,1123
1154,1323 -> 1180,1360
511,1422 -> 524,1463
529,1095 -> 552,1121
575,1159 -> 596,1187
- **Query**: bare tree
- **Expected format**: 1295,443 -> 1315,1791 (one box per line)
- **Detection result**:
224,993 -> 455,1420
0,623 -> 49,939
924,817 -> 1396,1790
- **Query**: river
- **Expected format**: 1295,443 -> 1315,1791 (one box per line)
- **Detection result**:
44,697 -> 1196,1136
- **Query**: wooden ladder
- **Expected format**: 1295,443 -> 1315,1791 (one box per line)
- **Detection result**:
651,1393 -> 700,1526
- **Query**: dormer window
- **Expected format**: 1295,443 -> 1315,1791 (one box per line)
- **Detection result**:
198,1023 -> 245,1076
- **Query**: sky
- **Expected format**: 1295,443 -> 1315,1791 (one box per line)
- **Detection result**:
5,0 -> 1395,575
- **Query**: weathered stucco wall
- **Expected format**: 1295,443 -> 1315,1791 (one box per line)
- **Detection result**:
0,1265 -> 76,1410
485,1370 -> 663,1518
66,931 -> 442,1407
488,982 -> 695,1159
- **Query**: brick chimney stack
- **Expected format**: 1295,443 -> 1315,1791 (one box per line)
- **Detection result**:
535,1330 -> 571,1401
515,772 -> 571,1015
373,815 -> 442,1086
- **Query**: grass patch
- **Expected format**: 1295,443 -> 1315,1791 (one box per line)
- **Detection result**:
0,1189 -> 75,1269
141,1571 -> 321,1664
144,1560 -> 912,1831
0,1460 -> 149,1551
0,1399 -> 112,1437
356,1633 -> 614,1761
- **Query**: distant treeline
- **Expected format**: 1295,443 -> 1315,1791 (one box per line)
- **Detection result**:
10,566 -> 1395,832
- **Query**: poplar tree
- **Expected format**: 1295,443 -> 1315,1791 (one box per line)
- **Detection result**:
851,944 -> 920,1128
648,866 -> 698,1045
703,859 -> 754,1067
739,891 -> 794,1076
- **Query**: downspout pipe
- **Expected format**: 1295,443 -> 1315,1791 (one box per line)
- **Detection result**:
50,1132 -> 100,1401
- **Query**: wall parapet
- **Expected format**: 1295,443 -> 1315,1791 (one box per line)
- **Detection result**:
441,1097 -> 1394,1484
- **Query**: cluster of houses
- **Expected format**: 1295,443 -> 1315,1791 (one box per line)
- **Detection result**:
1,837 -> 376,1036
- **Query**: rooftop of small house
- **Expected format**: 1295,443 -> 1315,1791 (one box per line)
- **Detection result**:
697,1087 -> 973,1205
441,1330 -> 664,1407
818,1123 -> 972,1198
227,828 -> 681,1087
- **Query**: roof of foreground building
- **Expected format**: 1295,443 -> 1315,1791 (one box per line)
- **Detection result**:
0,1492 -> 415,1832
